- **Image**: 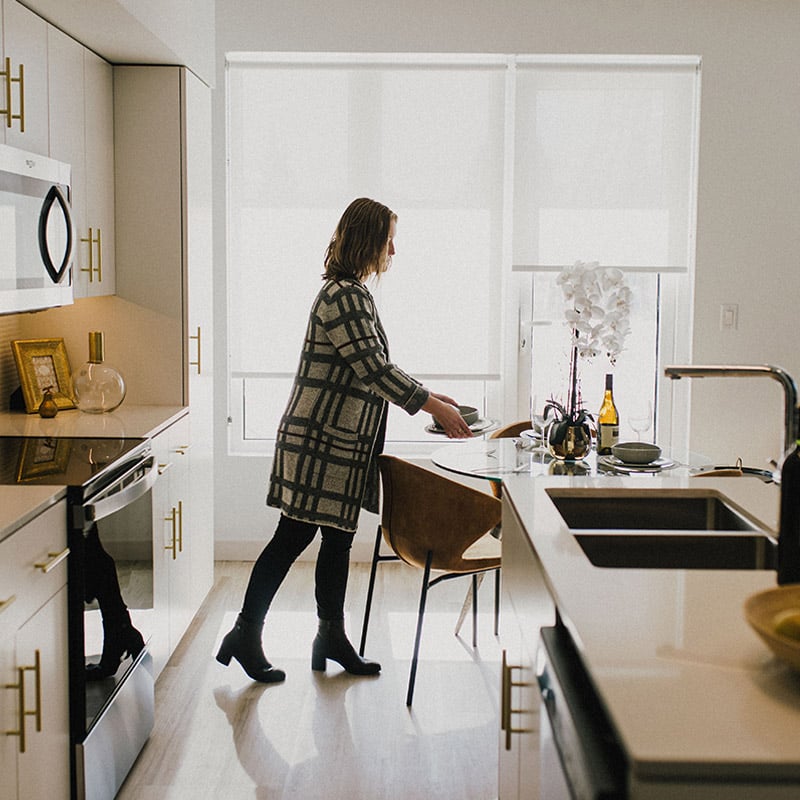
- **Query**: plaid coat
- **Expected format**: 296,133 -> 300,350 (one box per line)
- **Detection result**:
267,278 -> 430,532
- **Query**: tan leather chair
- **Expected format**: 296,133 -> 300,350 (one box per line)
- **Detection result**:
490,419 -> 533,440
361,454 -> 501,705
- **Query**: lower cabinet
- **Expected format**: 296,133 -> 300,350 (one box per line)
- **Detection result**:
0,502 -> 70,800
150,414 -> 212,677
498,495 -> 556,800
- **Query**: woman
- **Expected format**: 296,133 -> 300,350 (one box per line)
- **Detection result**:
216,198 -> 472,683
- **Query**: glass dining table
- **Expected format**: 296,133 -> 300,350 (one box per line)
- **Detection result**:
431,436 -> 713,485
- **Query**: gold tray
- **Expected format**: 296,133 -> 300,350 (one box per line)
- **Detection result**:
744,585 -> 800,671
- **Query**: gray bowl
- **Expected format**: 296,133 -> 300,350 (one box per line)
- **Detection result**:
611,441 -> 662,465
458,405 -> 480,426
434,404 -> 480,429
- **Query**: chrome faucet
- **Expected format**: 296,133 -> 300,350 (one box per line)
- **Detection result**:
664,364 -> 799,455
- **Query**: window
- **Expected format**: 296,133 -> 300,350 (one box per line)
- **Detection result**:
226,54 -> 700,456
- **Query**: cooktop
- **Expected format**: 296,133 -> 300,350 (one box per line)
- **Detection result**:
0,436 -> 148,489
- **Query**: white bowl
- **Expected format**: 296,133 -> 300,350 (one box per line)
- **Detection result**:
611,441 -> 662,465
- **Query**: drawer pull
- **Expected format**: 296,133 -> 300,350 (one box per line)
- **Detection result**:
4,650 -> 41,754
157,461 -> 173,476
34,547 -> 70,574
174,444 -> 191,456
0,595 -> 16,613
165,508 -> 178,560
500,650 -> 531,750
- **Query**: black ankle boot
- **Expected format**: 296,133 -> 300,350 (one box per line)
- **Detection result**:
216,614 -> 286,683
311,618 -> 381,675
86,622 -> 145,681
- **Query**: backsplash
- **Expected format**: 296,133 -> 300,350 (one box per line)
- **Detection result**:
0,313 -> 24,407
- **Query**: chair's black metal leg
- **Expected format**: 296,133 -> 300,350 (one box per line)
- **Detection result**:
406,551 -> 433,706
493,568 -> 500,636
359,524 -> 383,656
472,573 -> 478,648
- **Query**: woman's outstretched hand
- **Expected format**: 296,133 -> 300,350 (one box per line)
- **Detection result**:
423,394 -> 472,439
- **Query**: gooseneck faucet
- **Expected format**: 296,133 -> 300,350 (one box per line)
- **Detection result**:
664,364 -> 799,455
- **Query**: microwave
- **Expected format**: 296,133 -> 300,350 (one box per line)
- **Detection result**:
0,143 -> 74,314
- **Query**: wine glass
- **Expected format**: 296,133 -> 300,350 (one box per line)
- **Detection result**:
627,400 -> 653,441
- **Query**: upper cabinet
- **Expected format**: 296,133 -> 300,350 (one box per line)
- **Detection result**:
0,0 -> 48,153
47,26 -> 115,299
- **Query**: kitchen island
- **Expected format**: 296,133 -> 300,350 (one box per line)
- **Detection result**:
500,471 -> 800,798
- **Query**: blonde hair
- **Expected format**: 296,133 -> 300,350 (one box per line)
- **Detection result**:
323,198 -> 396,281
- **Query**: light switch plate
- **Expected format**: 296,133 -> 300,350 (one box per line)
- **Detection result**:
720,303 -> 739,330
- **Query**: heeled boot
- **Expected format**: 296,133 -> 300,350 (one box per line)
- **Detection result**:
215,614 -> 286,683
85,620 -> 145,681
311,618 -> 381,675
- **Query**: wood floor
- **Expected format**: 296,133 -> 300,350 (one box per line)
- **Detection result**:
117,561 -> 502,799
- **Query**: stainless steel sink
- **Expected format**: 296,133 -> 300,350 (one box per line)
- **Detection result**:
574,531 -> 778,570
547,491 -> 757,531
546,489 -> 777,570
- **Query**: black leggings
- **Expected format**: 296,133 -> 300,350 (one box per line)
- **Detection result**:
241,514 -> 355,625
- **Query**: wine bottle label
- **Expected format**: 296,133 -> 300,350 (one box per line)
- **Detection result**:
598,423 -> 619,453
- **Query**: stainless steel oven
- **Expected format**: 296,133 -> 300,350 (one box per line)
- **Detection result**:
0,143 -> 74,314
0,435 -> 158,800
537,624 -> 627,799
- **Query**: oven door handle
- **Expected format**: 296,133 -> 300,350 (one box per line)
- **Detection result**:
77,456 -> 158,528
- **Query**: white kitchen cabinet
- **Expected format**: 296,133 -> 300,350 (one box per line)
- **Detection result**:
47,27 -> 115,299
0,501 -> 70,800
0,0 -> 48,153
498,494 -> 556,800
183,69 -> 214,607
113,65 -> 214,661
150,414 -> 208,677
81,49 -> 115,297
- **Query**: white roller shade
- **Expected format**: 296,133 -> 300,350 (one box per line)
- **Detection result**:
512,56 -> 701,272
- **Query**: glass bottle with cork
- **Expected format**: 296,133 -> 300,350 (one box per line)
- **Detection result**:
72,331 -> 126,413
597,373 -> 619,455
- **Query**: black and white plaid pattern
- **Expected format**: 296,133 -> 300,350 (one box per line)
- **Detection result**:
267,279 -> 429,532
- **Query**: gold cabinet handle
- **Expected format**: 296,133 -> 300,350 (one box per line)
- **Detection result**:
0,57 -> 25,131
164,508 -> 178,560
80,228 -> 102,282
95,227 -> 102,281
177,499 -> 183,553
157,461 -> 172,476
189,326 -> 201,374
4,650 -> 41,754
0,595 -> 16,614
174,444 -> 191,456
5,666 -> 27,753
500,650 -> 530,750
34,547 -> 70,574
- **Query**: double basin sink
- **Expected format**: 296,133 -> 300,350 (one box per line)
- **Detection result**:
548,489 -> 777,570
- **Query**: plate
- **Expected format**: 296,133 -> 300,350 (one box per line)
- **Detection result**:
425,418 -> 498,436
598,454 -> 677,472
520,428 -> 544,441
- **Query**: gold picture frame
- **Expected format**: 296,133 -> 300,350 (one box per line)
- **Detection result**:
11,338 -> 76,414
16,437 -> 73,482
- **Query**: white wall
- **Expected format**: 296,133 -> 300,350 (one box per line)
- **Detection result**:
212,0 -> 800,560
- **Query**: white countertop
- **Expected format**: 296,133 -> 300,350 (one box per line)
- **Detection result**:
0,404 -> 186,439
0,485 -> 66,541
501,472 -> 800,782
0,405 -> 186,542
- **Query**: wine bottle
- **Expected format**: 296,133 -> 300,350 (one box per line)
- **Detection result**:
778,437 -> 800,585
597,373 -> 619,455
